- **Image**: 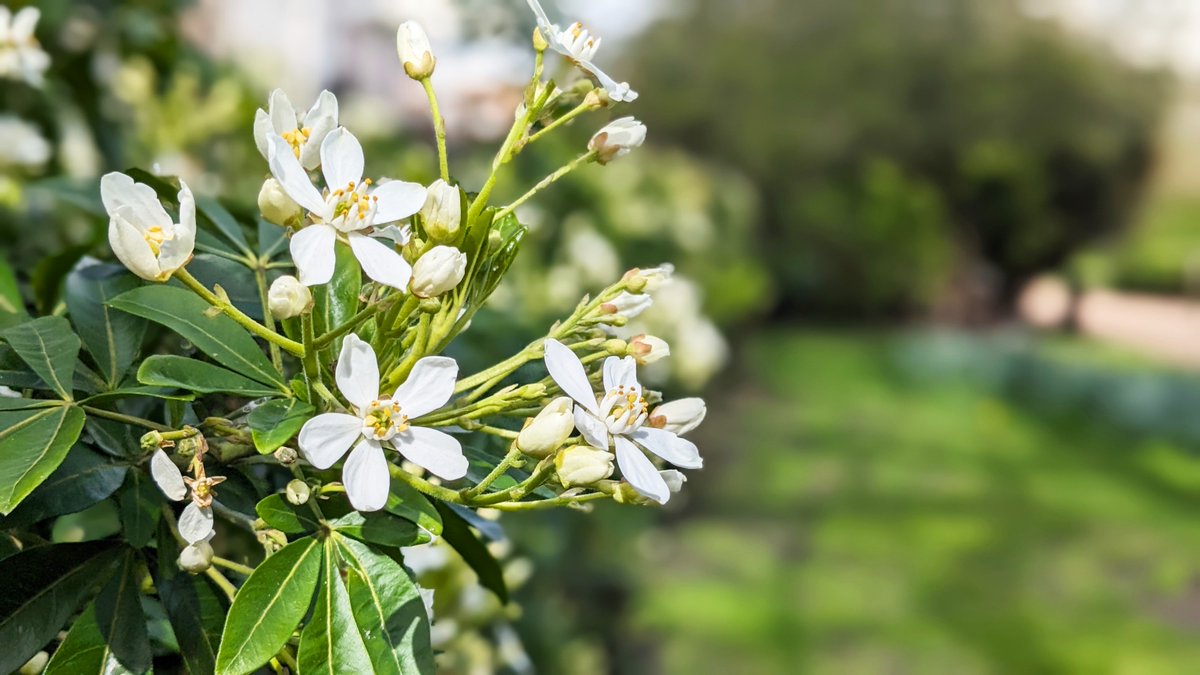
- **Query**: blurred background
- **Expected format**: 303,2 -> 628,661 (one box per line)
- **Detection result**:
7,0 -> 1200,672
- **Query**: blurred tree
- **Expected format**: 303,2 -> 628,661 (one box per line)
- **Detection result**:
628,0 -> 1167,316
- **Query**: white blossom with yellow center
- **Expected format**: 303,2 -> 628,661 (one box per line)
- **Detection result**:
543,339 -> 703,504
101,172 -> 196,282
253,89 -> 338,171
525,0 -> 638,102
267,127 -> 427,290
0,6 -> 49,86
298,334 -> 467,512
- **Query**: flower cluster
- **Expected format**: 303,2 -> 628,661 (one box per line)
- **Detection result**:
0,6 -> 49,86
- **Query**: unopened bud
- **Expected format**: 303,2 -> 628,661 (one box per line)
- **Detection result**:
140,430 -> 164,451
648,398 -> 707,436
532,25 -> 548,52
517,397 -> 575,459
601,291 -> 653,319
285,479 -> 311,505
410,246 -> 467,298
629,334 -> 670,365
588,117 -> 646,165
268,275 -> 313,319
274,446 -> 298,464
176,433 -> 204,458
519,382 -> 548,400
418,296 -> 442,313
583,89 -> 605,109
397,21 -> 436,79
555,446 -> 615,487
18,652 -> 48,675
602,338 -> 628,355
178,541 -> 214,574
624,264 -> 673,293
420,179 -> 462,243
613,470 -> 687,505
258,177 -> 301,226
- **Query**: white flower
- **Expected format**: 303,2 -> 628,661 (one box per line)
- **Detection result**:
397,21 -> 436,79
420,179 -> 461,243
253,89 -> 338,171
258,177 -> 301,226
267,127 -> 427,290
101,172 -> 196,282
0,116 -> 49,168
649,398 -> 706,436
0,7 -> 49,86
602,291 -> 652,319
629,334 -> 669,365
627,263 -> 674,292
150,449 -> 222,545
589,117 -> 646,164
298,334 -> 467,511
543,339 -> 702,504
267,275 -> 312,319
516,396 -> 576,458
410,245 -> 467,298
555,445 -> 614,487
524,0 -> 638,102
660,469 -> 687,494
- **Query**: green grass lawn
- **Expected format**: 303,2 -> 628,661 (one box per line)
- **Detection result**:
631,330 -> 1200,674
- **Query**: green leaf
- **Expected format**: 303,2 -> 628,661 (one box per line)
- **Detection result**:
337,535 -> 435,675
137,355 -> 283,398
297,539 -> 373,675
43,603 -> 142,675
109,285 -> 285,391
0,405 -> 87,515
214,536 -> 322,675
30,245 -> 89,316
0,445 -> 127,529
0,540 -> 122,674
2,316 -> 81,400
196,196 -> 254,258
95,548 -> 152,673
65,264 -> 146,389
330,510 -> 428,548
0,255 -> 28,330
313,243 -> 362,360
385,477 -> 443,537
435,501 -> 508,603
80,385 -> 196,405
258,218 -> 288,258
255,494 -> 319,535
157,569 -> 226,675
119,471 -> 161,548
188,254 -> 264,321
247,398 -> 314,454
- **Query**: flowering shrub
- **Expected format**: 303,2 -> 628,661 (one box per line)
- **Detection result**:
0,3 -> 709,673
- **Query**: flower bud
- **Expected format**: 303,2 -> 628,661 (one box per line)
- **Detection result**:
624,264 -> 674,293
140,430 -> 164,451
274,446 -> 298,464
648,398 -> 707,436
18,652 -> 48,675
410,245 -> 467,298
285,479 -> 311,505
517,397 -> 575,458
268,275 -> 313,319
629,334 -> 670,365
613,470 -> 687,505
588,117 -> 646,165
601,291 -> 652,319
176,433 -> 205,458
178,541 -> 214,574
397,21 -> 436,79
532,25 -> 548,52
258,177 -> 301,226
602,338 -> 628,355
420,179 -> 461,243
555,446 -> 615,487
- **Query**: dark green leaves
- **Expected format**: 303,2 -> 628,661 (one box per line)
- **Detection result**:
138,355 -> 282,398
312,243 -> 362,359
0,256 -> 28,330
248,398 -> 314,454
2,316 -> 81,400
154,520 -> 225,674
330,511 -> 428,548
436,501 -> 508,603
118,471 -> 161,548
255,494 -> 319,535
65,264 -> 146,389
0,540 -> 121,674
43,603 -> 140,675
386,477 -> 443,537
337,536 -> 435,674
0,445 -> 127,528
297,539 -> 373,674
0,405 -> 87,514
215,536 -> 322,675
95,549 -> 152,673
109,285 -> 286,393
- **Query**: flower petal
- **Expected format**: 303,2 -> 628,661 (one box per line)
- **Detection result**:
298,412 -> 362,469
394,427 -> 468,480
289,224 -> 337,286
391,356 -> 458,419
343,439 -> 390,512
268,88 -> 297,134
12,7 -> 39,42
575,57 -> 639,102
336,334 -> 380,411
525,0 -> 555,29
150,449 -> 187,501
347,233 -> 412,291
108,210 -> 161,282
615,436 -> 669,504
573,406 -> 610,450
300,90 -> 339,170
602,355 -> 639,393
543,339 -> 598,412
158,179 -> 196,273
100,171 -> 171,229
630,427 -> 702,469
179,502 -> 215,544
267,134 -> 328,216
320,127 -> 364,189
370,180 -> 427,224
253,108 -> 272,158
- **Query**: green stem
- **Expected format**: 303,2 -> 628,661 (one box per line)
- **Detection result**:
522,98 -> 597,149
300,313 -> 322,393
489,492 -> 607,511
211,556 -> 256,576
175,268 -> 304,357
276,647 -> 299,673
254,263 -> 284,373
388,463 -> 464,504
313,296 -> 398,350
495,151 -> 596,221
461,446 -> 522,499
290,464 -> 326,521
469,456 -> 555,505
421,77 -> 450,182
81,405 -> 170,432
